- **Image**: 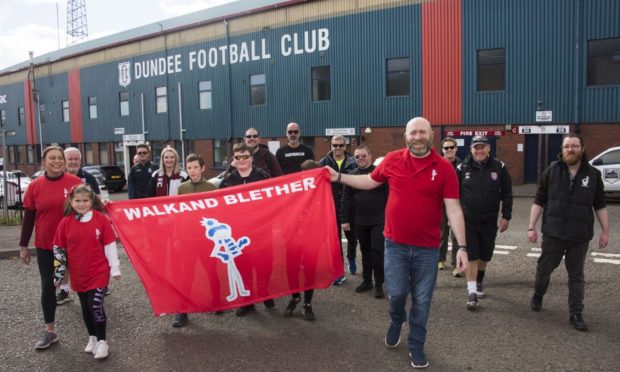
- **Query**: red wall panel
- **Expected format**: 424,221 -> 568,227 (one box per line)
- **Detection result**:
68,69 -> 83,142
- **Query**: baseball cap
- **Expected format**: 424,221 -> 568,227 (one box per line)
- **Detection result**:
471,135 -> 489,147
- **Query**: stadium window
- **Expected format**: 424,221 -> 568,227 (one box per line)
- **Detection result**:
62,100 -> 70,122
119,92 -> 129,116
99,143 -> 108,165
250,74 -> 266,106
587,37 -> 620,86
311,66 -> 331,101
477,48 -> 506,91
199,81 -> 212,110
27,145 -> 34,163
386,58 -> 410,96
85,143 -> 94,164
213,139 -> 227,168
18,107 -> 25,126
88,96 -> 97,119
1,109 -> 6,127
156,86 -> 167,113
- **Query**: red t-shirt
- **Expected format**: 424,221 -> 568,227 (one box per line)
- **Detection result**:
371,148 -> 459,248
23,173 -> 83,250
53,210 -> 117,292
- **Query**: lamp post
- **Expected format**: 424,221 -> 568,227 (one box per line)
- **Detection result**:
1,129 -> 17,215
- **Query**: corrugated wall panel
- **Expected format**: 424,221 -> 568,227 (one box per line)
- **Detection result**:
421,0 -> 462,125
23,80 -> 36,144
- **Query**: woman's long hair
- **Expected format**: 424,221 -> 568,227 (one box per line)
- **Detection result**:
158,146 -> 180,176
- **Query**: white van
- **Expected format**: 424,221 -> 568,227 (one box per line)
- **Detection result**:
590,146 -> 620,195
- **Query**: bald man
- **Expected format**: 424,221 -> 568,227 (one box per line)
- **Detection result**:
275,122 -> 314,174
326,117 -> 469,369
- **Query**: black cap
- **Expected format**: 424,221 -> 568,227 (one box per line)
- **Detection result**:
471,135 -> 489,147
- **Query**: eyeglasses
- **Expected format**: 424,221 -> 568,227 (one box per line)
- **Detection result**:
332,144 -> 345,148
442,146 -> 456,150
137,152 -> 148,155
245,134 -> 259,139
354,154 -> 368,159
234,154 -> 251,161
287,130 -> 299,135
562,145 -> 581,150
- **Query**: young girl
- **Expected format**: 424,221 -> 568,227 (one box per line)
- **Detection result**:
53,185 -> 120,359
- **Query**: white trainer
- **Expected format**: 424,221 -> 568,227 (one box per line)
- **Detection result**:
84,336 -> 97,353
93,340 -> 109,359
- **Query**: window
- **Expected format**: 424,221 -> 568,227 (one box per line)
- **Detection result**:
62,100 -> 70,122
114,142 -> 124,166
119,92 -> 129,116
199,81 -> 212,110
27,145 -> 34,163
599,149 -> 620,165
477,48 -> 506,91
156,86 -> 167,113
99,143 -> 108,165
39,104 -> 46,124
587,38 -> 620,86
386,58 -> 410,96
8,145 -> 15,163
250,74 -> 266,106
213,139 -> 228,168
18,107 -> 25,126
0,109 -> 5,127
85,143 -> 94,164
88,96 -> 97,119
312,66 -> 331,101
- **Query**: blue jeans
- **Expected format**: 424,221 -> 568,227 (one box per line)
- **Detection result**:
384,238 -> 439,354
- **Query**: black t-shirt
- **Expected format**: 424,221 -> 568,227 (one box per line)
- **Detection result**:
275,144 -> 315,174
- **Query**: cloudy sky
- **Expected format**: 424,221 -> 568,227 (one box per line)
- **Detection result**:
0,0 -> 235,70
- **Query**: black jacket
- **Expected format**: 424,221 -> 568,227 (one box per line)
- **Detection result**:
219,166 -> 270,188
340,165 -> 388,226
226,144 -> 283,177
128,161 -> 158,199
319,151 -> 357,210
535,159 -> 606,242
457,155 -> 513,224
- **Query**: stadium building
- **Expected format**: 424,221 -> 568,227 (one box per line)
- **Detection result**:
0,0 -> 619,183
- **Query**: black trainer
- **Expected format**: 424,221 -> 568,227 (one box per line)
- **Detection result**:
172,313 -> 188,327
263,299 -> 275,309
569,313 -> 588,331
302,304 -> 315,321
530,294 -> 543,311
283,298 -> 300,317
355,280 -> 374,293
385,322 -> 402,347
374,284 -> 385,299
56,290 -> 71,305
34,331 -> 58,350
235,305 -> 255,317
466,293 -> 478,310
476,282 -> 485,298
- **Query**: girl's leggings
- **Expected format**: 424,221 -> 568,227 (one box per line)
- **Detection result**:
77,288 -> 107,340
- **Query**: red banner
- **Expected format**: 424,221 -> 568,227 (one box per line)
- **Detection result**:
106,168 -> 342,316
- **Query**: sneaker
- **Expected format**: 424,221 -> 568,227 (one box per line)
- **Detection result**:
530,294 -> 543,312
476,283 -> 485,298
235,305 -> 255,317
84,336 -> 97,353
409,351 -> 430,369
466,293 -> 479,310
569,313 -> 588,331
374,284 -> 385,299
348,259 -> 357,275
333,276 -> 346,286
172,313 -> 188,327
263,299 -> 275,309
302,304 -> 315,321
104,287 -> 111,296
355,280 -> 374,293
34,331 -> 58,350
56,290 -> 71,305
438,261 -> 445,270
283,298 -> 300,317
452,268 -> 462,278
93,340 -> 109,359
384,323 -> 402,348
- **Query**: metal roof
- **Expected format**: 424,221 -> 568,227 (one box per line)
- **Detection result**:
0,0 -> 307,75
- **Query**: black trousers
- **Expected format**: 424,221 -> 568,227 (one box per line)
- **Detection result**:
36,248 -> 56,324
78,288 -> 107,341
336,214 -> 358,262
534,235 -> 589,314
356,223 -> 384,284
439,209 -> 458,264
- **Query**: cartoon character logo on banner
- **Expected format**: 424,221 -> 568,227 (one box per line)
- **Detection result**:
201,217 -> 251,302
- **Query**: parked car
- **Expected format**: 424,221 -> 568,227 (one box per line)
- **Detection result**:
590,146 -> 620,196
0,179 -> 24,208
208,171 -> 226,188
82,165 -> 127,192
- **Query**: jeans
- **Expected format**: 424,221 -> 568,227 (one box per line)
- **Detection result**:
384,238 -> 439,354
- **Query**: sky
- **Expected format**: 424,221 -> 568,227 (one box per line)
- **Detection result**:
0,0 -> 236,71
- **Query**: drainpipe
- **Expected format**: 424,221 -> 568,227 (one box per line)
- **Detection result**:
573,0 -> 582,133
224,20 -> 233,147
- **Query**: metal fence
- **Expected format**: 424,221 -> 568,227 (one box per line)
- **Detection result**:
0,177 -> 25,223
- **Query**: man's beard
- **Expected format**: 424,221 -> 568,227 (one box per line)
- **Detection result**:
563,151 -> 582,166
407,139 -> 432,157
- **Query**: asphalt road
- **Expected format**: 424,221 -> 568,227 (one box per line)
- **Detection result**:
1,196 -> 618,372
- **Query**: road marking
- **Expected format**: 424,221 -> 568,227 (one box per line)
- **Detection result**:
496,245 -> 517,250
527,253 -> 541,258
591,252 -> 620,258
591,258 -> 620,265
494,251 -> 509,255
530,247 -> 541,251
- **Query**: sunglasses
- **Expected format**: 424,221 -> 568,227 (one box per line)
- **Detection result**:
137,152 -> 148,155
245,134 -> 259,139
354,154 -> 368,159
442,146 -> 456,150
332,144 -> 345,148
288,130 -> 300,135
234,154 -> 251,161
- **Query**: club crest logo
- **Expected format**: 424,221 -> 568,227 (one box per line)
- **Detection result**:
491,172 -> 498,181
118,61 -> 131,87
581,176 -> 590,188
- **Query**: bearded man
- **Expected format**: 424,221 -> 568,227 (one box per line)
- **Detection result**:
527,133 -> 609,331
